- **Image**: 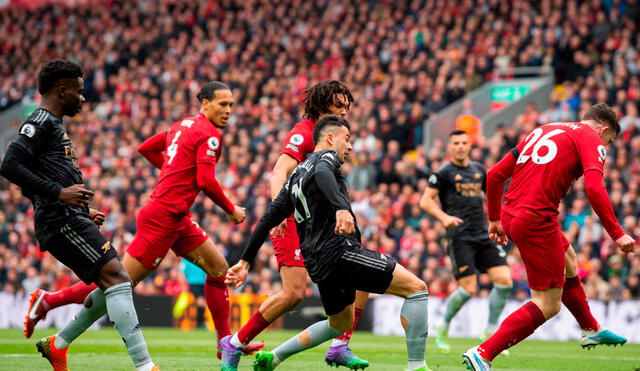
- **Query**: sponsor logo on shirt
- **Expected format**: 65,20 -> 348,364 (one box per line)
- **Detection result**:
20,124 -> 35,138
290,134 -> 304,146
286,143 -> 299,152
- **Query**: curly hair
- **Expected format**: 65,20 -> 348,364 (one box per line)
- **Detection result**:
37,60 -> 83,95
303,80 -> 354,120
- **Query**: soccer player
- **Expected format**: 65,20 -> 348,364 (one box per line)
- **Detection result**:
21,81 -> 263,360
420,130 -> 512,352
220,80 -> 369,371
227,116 -> 431,371
463,103 -> 636,371
0,60 -> 158,371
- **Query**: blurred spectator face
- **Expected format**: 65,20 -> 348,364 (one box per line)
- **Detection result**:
201,89 -> 234,128
448,133 -> 471,164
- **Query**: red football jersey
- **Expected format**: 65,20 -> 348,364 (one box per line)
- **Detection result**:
503,122 -> 607,219
151,113 -> 223,214
280,119 -> 316,162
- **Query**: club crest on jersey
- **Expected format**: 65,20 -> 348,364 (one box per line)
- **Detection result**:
20,124 -> 35,138
597,145 -> 606,162
454,173 -> 463,181
290,134 -> 304,146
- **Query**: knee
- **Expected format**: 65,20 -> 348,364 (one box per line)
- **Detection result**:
493,277 -> 513,287
100,260 -> 131,286
408,278 -> 428,296
283,285 -> 306,307
539,300 -> 561,319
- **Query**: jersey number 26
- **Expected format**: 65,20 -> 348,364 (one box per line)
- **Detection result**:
516,128 -> 564,165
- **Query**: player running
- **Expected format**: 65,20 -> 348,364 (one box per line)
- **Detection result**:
21,81 -> 263,362
463,104 -> 636,371
420,129 -> 512,353
220,80 -> 369,371
1,60 -> 158,371
227,116 -> 431,371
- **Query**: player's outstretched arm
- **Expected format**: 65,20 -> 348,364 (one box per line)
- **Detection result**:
138,131 -> 167,169
583,169 -> 629,243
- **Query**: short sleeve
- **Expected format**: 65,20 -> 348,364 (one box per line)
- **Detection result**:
196,132 -> 222,165
576,132 -> 606,174
14,122 -> 48,155
280,126 -> 310,163
427,169 -> 446,190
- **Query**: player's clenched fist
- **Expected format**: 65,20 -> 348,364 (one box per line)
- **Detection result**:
89,208 -> 106,226
616,234 -> 637,253
225,259 -> 250,288
228,205 -> 246,224
334,209 -> 355,235
58,184 -> 94,208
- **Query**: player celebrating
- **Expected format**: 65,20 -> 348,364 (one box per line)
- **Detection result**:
227,116 -> 431,371
463,104 -> 636,370
0,60 -> 157,371
21,81 -> 263,361
220,81 -> 369,371
420,129 -> 513,352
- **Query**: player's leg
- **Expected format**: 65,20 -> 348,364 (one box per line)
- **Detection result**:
183,237 -> 231,342
465,214 -> 562,370
480,240 -> 513,336
254,302 -> 354,371
325,290 -> 369,367
24,281 -> 97,338
436,239 -> 476,352
562,245 -> 626,348
40,217 -> 156,371
384,263 -> 430,371
221,265 -> 306,371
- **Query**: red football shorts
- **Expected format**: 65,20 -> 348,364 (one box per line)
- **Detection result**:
127,201 -> 208,270
270,215 -> 305,269
501,211 -> 569,291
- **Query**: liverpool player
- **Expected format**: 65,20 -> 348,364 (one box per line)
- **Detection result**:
22,81 -> 263,360
220,81 -> 368,371
420,130 -> 512,352
463,104 -> 636,370
1,60 -> 157,371
230,116 -> 430,371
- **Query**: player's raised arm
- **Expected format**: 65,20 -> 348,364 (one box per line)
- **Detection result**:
138,131 -> 167,169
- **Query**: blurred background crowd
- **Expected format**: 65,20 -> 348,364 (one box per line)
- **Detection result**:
0,0 -> 639,308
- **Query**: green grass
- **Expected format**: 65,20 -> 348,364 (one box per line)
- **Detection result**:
0,328 -> 638,370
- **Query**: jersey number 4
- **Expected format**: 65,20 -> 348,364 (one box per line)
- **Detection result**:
516,128 -> 564,165
167,130 -> 182,164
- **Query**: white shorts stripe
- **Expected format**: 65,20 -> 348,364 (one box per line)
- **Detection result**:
61,225 -> 99,262
65,227 -> 101,261
342,251 -> 387,267
341,252 -> 387,270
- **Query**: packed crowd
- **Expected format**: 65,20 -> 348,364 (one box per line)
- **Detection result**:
0,0 -> 639,305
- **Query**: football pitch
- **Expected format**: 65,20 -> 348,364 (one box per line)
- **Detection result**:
0,328 -> 638,371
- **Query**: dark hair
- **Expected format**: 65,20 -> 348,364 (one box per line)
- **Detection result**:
449,129 -> 468,137
313,115 -> 351,144
584,103 -> 620,136
197,81 -> 230,101
37,60 -> 83,95
304,80 -> 354,120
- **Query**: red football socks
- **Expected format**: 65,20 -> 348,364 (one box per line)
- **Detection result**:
336,307 -> 363,342
478,301 -> 545,361
205,275 -> 231,341
562,276 -> 599,331
237,310 -> 270,345
43,282 -> 97,309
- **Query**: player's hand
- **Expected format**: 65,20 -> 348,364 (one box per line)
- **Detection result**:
270,219 -> 287,238
228,205 -> 246,224
89,208 -> 106,226
615,234 -> 637,253
225,260 -> 250,289
334,210 -> 355,235
58,184 -> 94,208
441,214 -> 464,229
488,220 -> 509,246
